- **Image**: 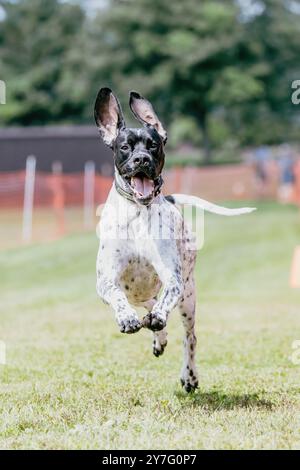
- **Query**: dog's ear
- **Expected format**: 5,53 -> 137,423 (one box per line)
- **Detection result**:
94,87 -> 125,147
129,91 -> 167,144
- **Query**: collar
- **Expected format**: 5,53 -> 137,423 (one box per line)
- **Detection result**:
114,169 -> 164,205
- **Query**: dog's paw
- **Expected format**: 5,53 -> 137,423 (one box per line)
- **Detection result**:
180,368 -> 198,393
118,314 -> 141,334
153,342 -> 167,357
142,312 -> 166,331
152,337 -> 167,357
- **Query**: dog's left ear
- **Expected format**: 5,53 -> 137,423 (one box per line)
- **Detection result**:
94,87 -> 125,147
129,91 -> 167,144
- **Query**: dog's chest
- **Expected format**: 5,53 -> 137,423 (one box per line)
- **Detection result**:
118,256 -> 161,304
99,188 -> 184,305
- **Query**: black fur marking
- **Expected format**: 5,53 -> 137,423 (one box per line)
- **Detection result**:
165,195 -> 175,204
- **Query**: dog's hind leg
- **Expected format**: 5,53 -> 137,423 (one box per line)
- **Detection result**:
178,277 -> 198,392
144,299 -> 168,357
152,329 -> 168,357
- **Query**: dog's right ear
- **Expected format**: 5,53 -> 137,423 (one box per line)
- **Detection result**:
94,87 -> 125,147
129,91 -> 167,144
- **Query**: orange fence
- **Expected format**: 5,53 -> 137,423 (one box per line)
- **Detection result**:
164,164 -> 257,200
0,171 -> 113,209
1,163 -> 300,210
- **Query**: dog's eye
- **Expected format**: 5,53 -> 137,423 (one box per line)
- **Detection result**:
150,141 -> 158,149
120,144 -> 130,151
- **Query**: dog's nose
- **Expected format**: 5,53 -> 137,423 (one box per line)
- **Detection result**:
133,155 -> 151,166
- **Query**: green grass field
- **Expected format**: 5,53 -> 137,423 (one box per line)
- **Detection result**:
0,202 -> 300,450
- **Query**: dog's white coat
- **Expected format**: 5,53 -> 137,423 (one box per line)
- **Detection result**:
97,181 -> 255,391
95,87 -> 256,391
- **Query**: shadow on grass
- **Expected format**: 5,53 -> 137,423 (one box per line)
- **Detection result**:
175,389 -> 274,411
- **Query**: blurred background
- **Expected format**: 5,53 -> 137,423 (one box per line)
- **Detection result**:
1,1 -> 300,449
0,0 -> 300,247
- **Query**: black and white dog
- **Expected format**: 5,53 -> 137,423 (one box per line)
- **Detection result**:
95,88 -> 255,392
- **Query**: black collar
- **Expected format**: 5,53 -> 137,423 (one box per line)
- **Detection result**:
114,175 -> 164,205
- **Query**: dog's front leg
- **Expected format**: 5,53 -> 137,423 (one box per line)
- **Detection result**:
97,275 -> 141,334
143,274 -> 183,331
142,245 -> 183,331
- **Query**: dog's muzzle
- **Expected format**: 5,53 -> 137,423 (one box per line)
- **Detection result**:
115,169 -> 163,205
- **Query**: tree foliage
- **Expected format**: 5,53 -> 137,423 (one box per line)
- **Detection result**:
0,0 -> 86,124
0,0 -> 300,161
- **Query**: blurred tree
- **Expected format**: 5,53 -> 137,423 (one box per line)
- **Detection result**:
0,0 -> 299,163
232,0 -> 300,146
0,0 -> 86,124
89,0 -> 300,162
89,0 -> 264,162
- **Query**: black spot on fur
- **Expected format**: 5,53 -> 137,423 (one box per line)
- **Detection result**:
165,195 -> 175,204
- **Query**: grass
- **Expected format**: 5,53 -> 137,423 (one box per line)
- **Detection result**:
0,207 -> 87,250
0,202 -> 300,449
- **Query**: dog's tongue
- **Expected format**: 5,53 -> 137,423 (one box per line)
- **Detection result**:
131,175 -> 154,197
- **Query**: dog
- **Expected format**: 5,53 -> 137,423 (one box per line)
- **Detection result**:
95,87 -> 255,392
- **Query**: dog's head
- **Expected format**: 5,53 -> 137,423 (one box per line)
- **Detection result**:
94,88 -> 167,205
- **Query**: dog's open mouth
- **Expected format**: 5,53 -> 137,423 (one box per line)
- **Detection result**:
127,172 -> 155,201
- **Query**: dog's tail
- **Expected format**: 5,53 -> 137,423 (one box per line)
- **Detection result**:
166,194 -> 256,216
